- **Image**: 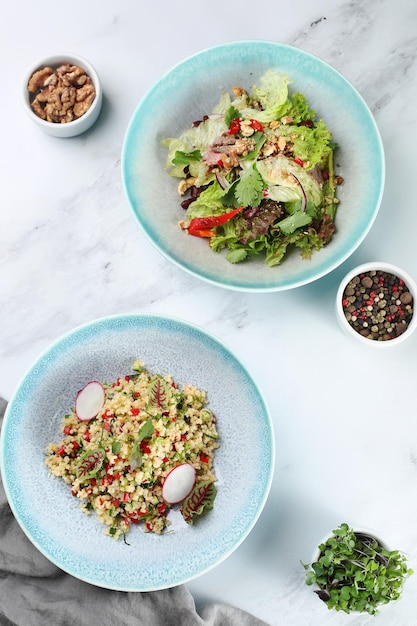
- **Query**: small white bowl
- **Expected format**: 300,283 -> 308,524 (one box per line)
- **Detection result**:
336,262 -> 417,346
22,53 -> 102,137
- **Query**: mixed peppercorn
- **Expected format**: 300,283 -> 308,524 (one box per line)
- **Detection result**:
341,270 -> 414,341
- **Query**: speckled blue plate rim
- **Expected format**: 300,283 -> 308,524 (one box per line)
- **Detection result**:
0,313 -> 275,591
121,40 -> 385,292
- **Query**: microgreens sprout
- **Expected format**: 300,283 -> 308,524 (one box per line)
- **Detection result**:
302,523 -> 413,615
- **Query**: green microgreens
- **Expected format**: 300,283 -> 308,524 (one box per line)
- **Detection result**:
302,523 -> 413,615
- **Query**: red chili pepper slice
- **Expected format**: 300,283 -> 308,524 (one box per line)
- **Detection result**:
228,118 -> 241,134
250,119 -> 263,132
293,157 -> 304,167
188,206 -> 244,238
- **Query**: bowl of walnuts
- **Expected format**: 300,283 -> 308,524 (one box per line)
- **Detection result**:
23,52 -> 103,137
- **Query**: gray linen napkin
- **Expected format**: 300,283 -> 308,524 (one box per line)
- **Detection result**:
0,397 -> 269,626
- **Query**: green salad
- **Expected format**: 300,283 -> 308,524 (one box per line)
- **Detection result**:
162,69 -> 342,266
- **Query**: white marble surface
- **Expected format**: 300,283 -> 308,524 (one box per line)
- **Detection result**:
1,1 -> 417,624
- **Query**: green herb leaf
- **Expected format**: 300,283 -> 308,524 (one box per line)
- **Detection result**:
234,165 -> 264,207
111,441 -> 122,454
129,441 -> 142,471
180,481 -> 216,524
138,418 -> 154,442
76,448 -> 105,480
172,149 -> 202,165
224,105 -> 240,127
148,377 -> 171,412
278,211 -> 312,235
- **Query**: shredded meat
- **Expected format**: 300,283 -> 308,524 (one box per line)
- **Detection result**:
203,133 -> 255,170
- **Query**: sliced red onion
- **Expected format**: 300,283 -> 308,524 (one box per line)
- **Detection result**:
291,174 -> 307,212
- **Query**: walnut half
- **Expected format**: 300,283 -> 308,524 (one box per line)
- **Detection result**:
28,63 -> 96,124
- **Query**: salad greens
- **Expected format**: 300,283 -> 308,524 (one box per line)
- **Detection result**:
162,69 -> 341,266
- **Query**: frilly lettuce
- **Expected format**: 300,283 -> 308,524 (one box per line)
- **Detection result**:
256,154 -> 323,207
238,69 -> 290,123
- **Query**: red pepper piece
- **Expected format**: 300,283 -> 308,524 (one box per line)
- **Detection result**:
188,206 -> 244,238
250,119 -> 263,132
188,226 -> 216,238
228,118 -> 241,134
293,157 -> 304,167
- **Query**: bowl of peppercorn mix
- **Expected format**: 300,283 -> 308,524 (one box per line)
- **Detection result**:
336,262 -> 417,345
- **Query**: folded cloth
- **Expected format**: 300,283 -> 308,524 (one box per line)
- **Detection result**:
0,397 -> 269,626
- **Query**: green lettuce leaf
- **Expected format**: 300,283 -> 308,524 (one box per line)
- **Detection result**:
256,154 -> 323,207
239,69 -> 291,123
186,181 -> 226,219
278,211 -> 312,235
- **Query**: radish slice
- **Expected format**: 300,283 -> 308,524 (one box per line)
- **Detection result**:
75,381 -> 105,421
162,463 -> 196,504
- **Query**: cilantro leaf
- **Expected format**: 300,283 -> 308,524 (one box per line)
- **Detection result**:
224,105 -> 240,127
234,165 -> 264,207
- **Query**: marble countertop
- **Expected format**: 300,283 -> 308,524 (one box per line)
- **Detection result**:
1,1 -> 417,623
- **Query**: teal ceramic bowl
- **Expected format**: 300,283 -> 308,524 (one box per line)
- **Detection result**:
122,40 -> 384,292
0,314 -> 274,591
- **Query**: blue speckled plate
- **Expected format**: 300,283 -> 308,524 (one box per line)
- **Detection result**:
0,314 -> 274,591
122,41 -> 384,292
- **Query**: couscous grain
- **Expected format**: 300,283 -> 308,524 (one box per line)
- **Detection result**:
45,360 -> 219,539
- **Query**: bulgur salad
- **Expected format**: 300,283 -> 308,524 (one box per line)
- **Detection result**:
45,360 -> 219,540
162,69 -> 342,266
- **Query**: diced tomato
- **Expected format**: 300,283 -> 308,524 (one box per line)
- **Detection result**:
140,441 -> 151,454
